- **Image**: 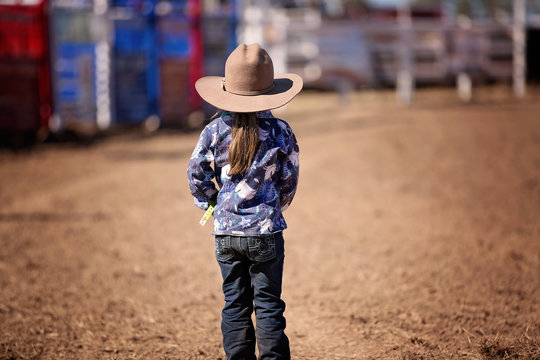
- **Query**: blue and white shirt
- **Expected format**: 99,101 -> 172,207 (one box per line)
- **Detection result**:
187,110 -> 299,236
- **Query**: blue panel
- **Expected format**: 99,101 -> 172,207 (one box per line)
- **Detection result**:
166,0 -> 188,11
110,0 -> 156,16
54,42 -> 98,123
56,43 -> 96,103
114,18 -> 155,53
157,14 -> 190,59
113,16 -> 159,123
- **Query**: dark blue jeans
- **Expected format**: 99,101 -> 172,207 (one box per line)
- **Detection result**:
215,232 -> 290,360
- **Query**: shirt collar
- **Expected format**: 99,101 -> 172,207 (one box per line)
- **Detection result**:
257,110 -> 273,119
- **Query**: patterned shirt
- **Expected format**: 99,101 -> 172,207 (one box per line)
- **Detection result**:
187,110 -> 299,236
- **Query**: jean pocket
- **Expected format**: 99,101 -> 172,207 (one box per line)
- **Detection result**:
248,237 -> 276,263
215,237 -> 234,262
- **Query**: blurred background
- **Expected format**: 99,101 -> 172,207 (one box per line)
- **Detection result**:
0,0 -> 539,144
2,2 -> 540,359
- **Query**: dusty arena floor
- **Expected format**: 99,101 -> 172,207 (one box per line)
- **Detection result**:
1,87 -> 539,360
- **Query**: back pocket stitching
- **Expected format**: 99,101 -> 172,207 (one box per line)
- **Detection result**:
249,238 -> 276,263
215,237 -> 234,262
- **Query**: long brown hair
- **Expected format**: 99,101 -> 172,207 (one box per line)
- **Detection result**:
228,112 -> 259,175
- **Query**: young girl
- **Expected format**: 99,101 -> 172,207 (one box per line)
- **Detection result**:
187,43 -> 302,360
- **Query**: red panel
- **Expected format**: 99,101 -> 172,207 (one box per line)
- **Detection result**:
0,1 -> 47,59
0,60 -> 41,131
0,0 -> 51,130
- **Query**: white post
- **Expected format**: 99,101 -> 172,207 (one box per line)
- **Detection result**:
513,0 -> 527,98
457,72 -> 472,102
239,0 -> 266,46
93,0 -> 111,130
396,1 -> 414,106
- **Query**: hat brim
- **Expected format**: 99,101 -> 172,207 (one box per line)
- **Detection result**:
195,73 -> 303,113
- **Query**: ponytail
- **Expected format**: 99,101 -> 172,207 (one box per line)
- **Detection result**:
228,112 -> 259,175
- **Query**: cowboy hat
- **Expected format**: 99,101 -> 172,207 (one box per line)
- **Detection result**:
195,43 -> 303,113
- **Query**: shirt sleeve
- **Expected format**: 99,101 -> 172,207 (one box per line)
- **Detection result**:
279,128 -> 299,212
187,124 -> 219,210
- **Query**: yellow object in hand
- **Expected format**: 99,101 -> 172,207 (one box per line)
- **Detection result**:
200,203 -> 215,226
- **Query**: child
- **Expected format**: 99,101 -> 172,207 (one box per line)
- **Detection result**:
187,43 -> 302,360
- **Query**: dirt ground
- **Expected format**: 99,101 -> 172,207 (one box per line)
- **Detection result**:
1,87 -> 539,360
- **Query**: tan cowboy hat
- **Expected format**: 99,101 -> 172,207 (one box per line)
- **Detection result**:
195,43 -> 303,113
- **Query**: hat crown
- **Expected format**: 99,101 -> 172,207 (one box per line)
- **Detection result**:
224,44 -> 275,95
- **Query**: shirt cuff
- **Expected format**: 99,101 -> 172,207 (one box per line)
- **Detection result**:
194,198 -> 210,210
